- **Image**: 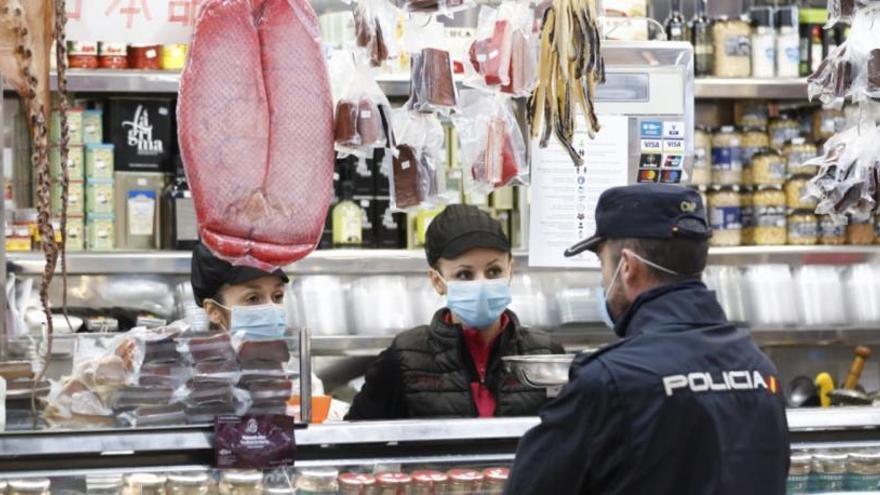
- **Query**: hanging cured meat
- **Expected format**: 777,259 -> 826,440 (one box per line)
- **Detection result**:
178,0 -> 334,271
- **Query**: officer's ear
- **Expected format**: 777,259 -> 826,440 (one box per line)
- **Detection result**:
619,249 -> 645,288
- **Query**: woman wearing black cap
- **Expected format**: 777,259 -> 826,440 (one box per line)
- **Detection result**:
346,205 -> 563,420
190,242 -> 290,334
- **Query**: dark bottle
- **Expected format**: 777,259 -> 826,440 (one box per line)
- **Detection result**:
162,169 -> 198,250
691,0 -> 713,76
665,0 -> 690,42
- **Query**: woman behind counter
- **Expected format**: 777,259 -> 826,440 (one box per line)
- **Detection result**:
347,205 -> 563,420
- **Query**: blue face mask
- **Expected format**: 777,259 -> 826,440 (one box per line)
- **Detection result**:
444,278 -> 513,330
598,251 -> 681,337
212,301 -> 288,340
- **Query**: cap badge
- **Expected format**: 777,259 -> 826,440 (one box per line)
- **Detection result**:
680,200 -> 697,213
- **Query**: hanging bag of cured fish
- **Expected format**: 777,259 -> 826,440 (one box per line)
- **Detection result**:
454,91 -> 529,194
406,16 -> 458,114
466,2 -> 538,97
353,0 -> 398,67
178,0 -> 335,272
330,51 -> 394,159
389,109 -> 446,210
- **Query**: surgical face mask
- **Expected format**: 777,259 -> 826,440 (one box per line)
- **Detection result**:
441,276 -> 513,330
210,301 -> 288,340
597,250 -> 681,335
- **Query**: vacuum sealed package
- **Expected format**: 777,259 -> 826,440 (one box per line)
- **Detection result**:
406,17 -> 458,113
390,0 -> 474,16
236,339 -> 291,363
389,109 -> 447,210
138,362 -> 191,388
808,43 -> 853,108
330,52 -> 395,157
826,0 -> 856,27
123,403 -> 186,427
193,359 -> 241,384
467,2 -> 537,96
453,91 -> 528,193
185,333 -> 236,363
806,123 -> 880,222
353,0 -> 397,67
815,5 -> 880,104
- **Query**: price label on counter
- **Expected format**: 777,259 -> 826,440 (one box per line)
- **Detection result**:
214,415 -> 296,469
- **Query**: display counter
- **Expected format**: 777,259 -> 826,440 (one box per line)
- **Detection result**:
0,410 -> 877,492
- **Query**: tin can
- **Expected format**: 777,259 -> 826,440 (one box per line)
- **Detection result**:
50,145 -> 84,180
87,214 -> 115,251
67,41 -> 98,69
128,45 -> 162,70
161,44 -> 188,71
85,144 -> 114,179
98,42 -> 128,69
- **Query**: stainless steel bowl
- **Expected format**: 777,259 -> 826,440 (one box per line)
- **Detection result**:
503,354 -> 579,388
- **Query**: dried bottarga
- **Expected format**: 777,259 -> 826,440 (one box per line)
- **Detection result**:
528,0 -> 605,167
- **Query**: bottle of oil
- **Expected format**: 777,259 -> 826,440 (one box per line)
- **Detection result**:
162,159 -> 198,250
332,181 -> 363,248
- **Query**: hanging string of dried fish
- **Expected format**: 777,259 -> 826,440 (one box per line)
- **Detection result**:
528,0 -> 604,167
54,0 -> 71,335
0,0 -> 58,424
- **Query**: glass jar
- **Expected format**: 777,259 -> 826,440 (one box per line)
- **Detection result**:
784,138 -> 819,177
785,177 -> 818,210
375,473 -> 411,495
813,107 -> 845,141
712,17 -> 751,77
846,452 -> 880,491
482,468 -> 509,494
166,472 -> 213,495
691,127 -> 712,187
741,188 -> 755,246
125,474 -> 166,495
847,218 -> 876,245
294,469 -> 339,495
735,101 -> 770,129
338,473 -> 377,495
219,471 -> 263,495
812,453 -> 847,492
7,479 -> 50,495
768,116 -> 800,150
411,471 -> 448,495
711,126 -> 744,185
741,127 -> 770,176
753,187 -> 787,246
87,476 -> 124,495
708,187 -> 743,247
447,470 -> 483,495
751,150 -> 786,186
788,212 -> 818,245
787,454 -> 811,494
819,215 -> 846,245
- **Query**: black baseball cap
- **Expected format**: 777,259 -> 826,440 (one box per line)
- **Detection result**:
565,184 -> 711,257
425,204 -> 511,266
191,242 -> 290,307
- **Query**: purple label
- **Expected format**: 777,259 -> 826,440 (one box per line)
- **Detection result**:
214,415 -> 296,469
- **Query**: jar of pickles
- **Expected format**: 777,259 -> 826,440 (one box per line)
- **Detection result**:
166,472 -> 213,495
708,187 -> 743,247
813,453 -> 848,492
294,469 -> 338,495
787,454 -> 811,495
813,107 -> 845,141
338,473 -> 377,495
219,471 -> 263,495
124,474 -> 166,495
735,101 -> 769,128
788,212 -> 819,245
784,138 -> 819,177
751,150 -> 786,186
375,473 -> 411,495
769,116 -> 799,150
87,475 -> 124,495
712,17 -> 751,77
846,452 -> 880,491
482,468 -> 509,494
8,479 -> 51,495
691,127 -> 712,187
447,469 -> 484,495
785,177 -> 818,210
846,217 -> 876,245
711,126 -> 743,185
411,471 -> 447,495
741,188 -> 755,246
741,126 -> 770,173
753,187 -> 787,245
819,215 -> 846,245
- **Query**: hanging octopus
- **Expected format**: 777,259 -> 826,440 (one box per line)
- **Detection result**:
0,0 -> 69,422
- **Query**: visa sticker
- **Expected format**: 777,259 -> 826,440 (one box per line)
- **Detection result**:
640,121 -> 663,138
641,139 -> 663,152
663,139 -> 685,153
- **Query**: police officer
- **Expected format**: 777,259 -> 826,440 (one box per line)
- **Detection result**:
505,184 -> 790,495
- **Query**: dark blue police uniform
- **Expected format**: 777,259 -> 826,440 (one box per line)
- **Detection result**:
505,185 -> 790,495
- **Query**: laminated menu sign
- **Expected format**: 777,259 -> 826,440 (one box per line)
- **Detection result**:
214,415 -> 296,469
529,116 -> 629,268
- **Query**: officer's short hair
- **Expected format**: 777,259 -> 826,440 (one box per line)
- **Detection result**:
606,237 -> 708,283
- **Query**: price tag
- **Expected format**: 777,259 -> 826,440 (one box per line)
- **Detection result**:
214,415 -> 296,469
